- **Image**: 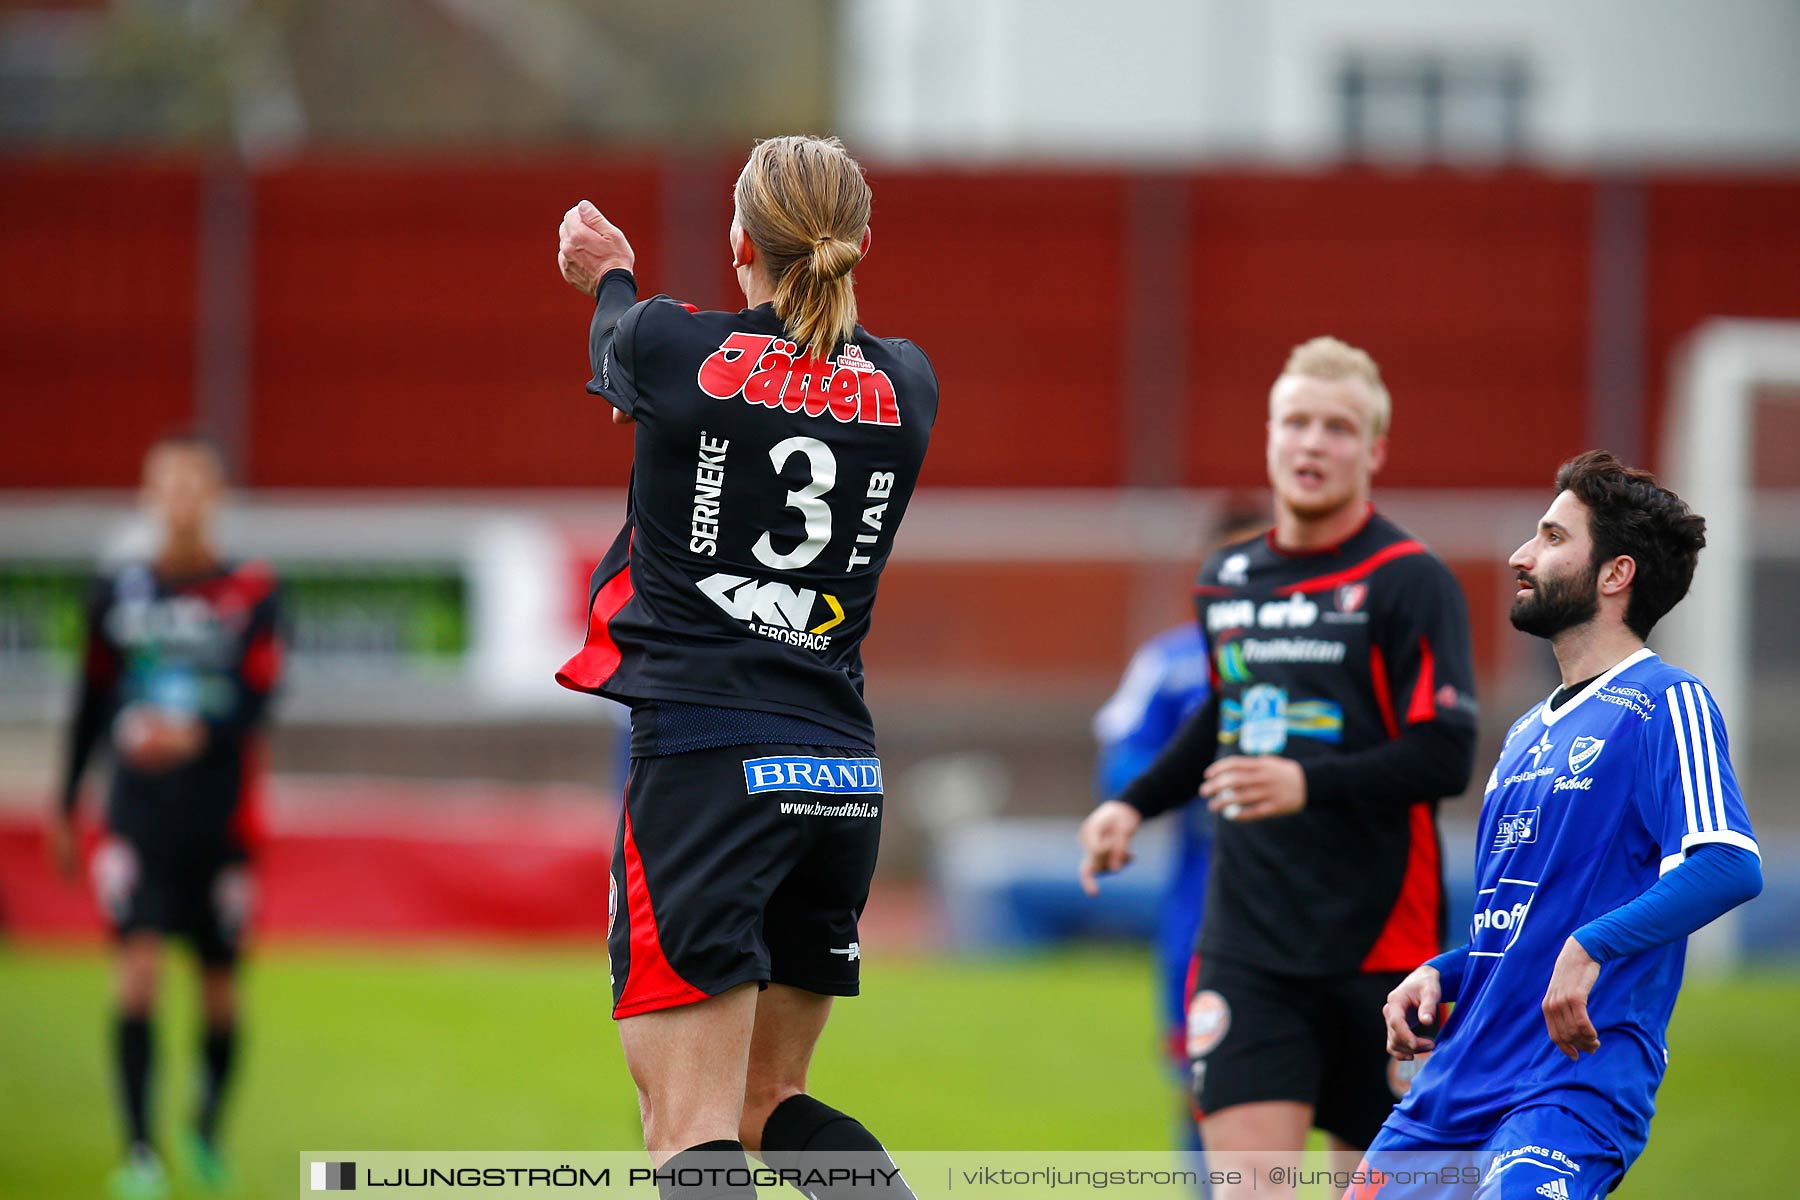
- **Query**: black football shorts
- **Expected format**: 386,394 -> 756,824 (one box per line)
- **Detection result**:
91,836 -> 254,966
1185,954 -> 1413,1149
607,743 -> 883,1019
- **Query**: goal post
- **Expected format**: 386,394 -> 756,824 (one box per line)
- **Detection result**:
1661,318 -> 1800,973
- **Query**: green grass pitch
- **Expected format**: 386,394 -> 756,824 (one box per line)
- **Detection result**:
1,945 -> 1793,1198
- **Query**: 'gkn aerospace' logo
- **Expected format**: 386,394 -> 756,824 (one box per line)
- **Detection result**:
698,573 -> 846,651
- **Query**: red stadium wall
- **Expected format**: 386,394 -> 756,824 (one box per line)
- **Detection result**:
4,156 -> 1800,490
248,156 -> 664,488
2,158 -> 201,487
1176,172 -> 1594,489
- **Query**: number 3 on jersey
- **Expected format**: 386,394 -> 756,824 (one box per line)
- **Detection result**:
754,437 -> 836,571
752,436 -> 894,575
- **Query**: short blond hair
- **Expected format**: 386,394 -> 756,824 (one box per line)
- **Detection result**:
1277,336 -> 1391,437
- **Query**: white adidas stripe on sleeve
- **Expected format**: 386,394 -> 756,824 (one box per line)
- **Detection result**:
1664,684 -> 1701,838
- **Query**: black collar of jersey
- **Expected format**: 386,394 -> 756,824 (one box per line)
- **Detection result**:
1549,672 -> 1604,711
1262,502 -> 1377,560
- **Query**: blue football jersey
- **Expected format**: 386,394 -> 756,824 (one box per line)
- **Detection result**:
1390,648 -> 1760,1168
1094,623 -> 1213,799
1093,623 -> 1213,1031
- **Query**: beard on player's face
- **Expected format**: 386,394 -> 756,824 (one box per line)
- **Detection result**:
1510,556 -> 1601,638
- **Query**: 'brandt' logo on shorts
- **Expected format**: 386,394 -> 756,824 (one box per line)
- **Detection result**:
744,756 -> 884,795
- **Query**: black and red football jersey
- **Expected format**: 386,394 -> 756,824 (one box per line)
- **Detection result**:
558,271 -> 937,747
1124,507 -> 1479,976
60,560 -> 282,855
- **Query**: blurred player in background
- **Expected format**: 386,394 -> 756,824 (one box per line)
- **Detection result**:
1079,338 -> 1478,1198
49,432 -> 281,1200
1357,452 -> 1763,1199
555,135 -> 935,1199
1091,498 -> 1266,1159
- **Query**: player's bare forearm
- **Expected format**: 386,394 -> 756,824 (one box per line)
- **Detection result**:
1541,936 -> 1602,1060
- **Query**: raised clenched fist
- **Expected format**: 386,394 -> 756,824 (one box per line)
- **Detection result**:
558,200 -> 636,295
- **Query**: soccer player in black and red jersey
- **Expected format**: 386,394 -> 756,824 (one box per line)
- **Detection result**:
1079,338 -> 1477,1198
555,136 -> 935,1199
50,432 -> 281,1200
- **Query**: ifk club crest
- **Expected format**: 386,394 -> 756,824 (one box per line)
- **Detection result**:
1568,735 -> 1605,776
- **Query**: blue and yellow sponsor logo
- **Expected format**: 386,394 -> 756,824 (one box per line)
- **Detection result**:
1219,697 -> 1344,749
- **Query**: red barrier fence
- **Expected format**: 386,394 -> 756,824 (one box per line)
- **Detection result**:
0,779 -> 614,941
0,777 -> 935,947
5,156 -> 1799,489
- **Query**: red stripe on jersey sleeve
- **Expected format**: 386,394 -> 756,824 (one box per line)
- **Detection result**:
242,628 -> 282,692
1360,802 -> 1444,974
230,734 -> 270,855
1406,636 -> 1438,725
555,561 -> 635,693
1368,645 -> 1401,740
1272,540 -> 1426,596
612,806 -> 709,1019
84,630 -> 120,686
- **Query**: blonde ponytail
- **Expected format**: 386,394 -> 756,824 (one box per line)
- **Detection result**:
734,135 -> 871,361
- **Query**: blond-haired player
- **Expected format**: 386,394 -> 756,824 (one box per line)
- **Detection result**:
1080,338 -> 1478,1198
556,137 -> 933,1199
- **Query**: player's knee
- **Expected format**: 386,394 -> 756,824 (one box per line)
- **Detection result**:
737,1110 -> 763,1155
200,968 -> 236,1023
639,1105 -> 679,1155
634,1086 -> 654,1139
117,960 -> 158,1012
739,1080 -> 804,1152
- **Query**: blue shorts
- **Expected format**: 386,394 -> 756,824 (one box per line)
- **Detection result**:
1345,1105 -> 1624,1200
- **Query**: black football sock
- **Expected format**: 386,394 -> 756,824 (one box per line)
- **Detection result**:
197,1020 -> 237,1144
116,1013 -> 154,1154
760,1094 -> 914,1198
655,1139 -> 755,1200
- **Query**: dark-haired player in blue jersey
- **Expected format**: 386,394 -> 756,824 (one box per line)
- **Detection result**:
555,135 -> 933,1200
51,433 -> 281,1200
1350,451 -> 1764,1199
